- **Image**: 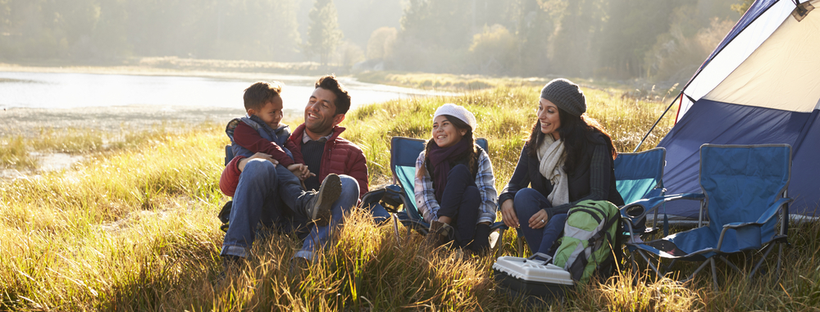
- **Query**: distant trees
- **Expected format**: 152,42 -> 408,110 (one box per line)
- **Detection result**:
0,0 -> 302,62
469,25 -> 517,75
595,0 -> 683,79
732,0 -> 755,15
0,0 -> 752,83
366,27 -> 397,61
304,0 -> 343,65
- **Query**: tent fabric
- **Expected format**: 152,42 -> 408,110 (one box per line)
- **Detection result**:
676,0 -> 803,119
658,0 -> 820,219
705,3 -> 820,112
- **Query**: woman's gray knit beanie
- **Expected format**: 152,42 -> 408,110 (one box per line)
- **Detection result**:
540,78 -> 586,117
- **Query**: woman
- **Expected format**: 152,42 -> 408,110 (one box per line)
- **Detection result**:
415,103 -> 498,254
499,78 -> 624,258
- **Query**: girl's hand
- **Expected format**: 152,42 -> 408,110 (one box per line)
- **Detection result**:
500,199 -> 519,228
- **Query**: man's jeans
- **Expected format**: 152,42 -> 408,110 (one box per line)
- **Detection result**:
513,188 -> 568,256
221,159 -> 359,261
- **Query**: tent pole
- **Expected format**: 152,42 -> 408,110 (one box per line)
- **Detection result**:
633,92 -> 683,152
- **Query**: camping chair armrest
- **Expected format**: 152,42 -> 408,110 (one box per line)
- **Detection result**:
721,197 -> 794,230
716,197 -> 793,250
620,192 -> 705,219
490,222 -> 509,231
755,197 -> 793,224
674,192 -> 706,200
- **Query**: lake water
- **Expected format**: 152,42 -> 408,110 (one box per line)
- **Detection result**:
0,71 -> 451,112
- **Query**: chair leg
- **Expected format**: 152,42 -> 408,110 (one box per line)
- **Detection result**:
391,213 -> 402,247
405,221 -> 413,245
775,243 -> 783,284
683,259 -> 712,284
636,250 -> 663,277
711,258 -> 719,291
627,251 -> 641,283
718,255 -> 743,274
749,243 -> 776,279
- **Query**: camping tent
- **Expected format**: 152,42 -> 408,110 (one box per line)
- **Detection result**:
654,0 -> 820,220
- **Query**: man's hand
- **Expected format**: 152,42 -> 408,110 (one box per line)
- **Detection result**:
237,153 -> 279,172
300,165 -> 315,180
287,164 -> 312,181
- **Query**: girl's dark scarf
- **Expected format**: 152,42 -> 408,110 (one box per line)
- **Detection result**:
427,136 -> 472,202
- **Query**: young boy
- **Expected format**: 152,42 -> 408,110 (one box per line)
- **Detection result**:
227,81 -> 310,180
225,81 -> 339,226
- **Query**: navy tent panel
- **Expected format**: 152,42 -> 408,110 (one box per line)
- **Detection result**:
659,101 -> 818,218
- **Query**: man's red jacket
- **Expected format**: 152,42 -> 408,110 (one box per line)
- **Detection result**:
220,124 -> 369,198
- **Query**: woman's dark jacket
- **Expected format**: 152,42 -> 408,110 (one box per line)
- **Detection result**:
498,133 -> 624,219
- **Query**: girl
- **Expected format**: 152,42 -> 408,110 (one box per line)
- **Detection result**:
415,103 -> 498,254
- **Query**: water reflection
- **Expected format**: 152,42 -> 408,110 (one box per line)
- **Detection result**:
0,71 -> 451,112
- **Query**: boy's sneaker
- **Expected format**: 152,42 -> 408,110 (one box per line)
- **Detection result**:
303,174 -> 341,226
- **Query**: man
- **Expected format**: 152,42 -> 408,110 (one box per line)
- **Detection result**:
219,75 -> 368,274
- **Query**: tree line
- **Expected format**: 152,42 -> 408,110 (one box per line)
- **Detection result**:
0,0 -> 751,82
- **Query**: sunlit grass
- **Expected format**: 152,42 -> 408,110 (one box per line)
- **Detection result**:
1,83 -> 818,310
0,123 -> 202,169
0,136 -> 36,168
344,84 -> 676,190
0,123 -> 229,310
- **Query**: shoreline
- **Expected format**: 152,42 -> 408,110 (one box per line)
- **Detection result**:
0,62 -> 329,84
0,105 -> 245,137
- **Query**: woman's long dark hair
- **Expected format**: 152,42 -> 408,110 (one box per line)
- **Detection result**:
526,107 -> 617,174
418,114 -> 478,179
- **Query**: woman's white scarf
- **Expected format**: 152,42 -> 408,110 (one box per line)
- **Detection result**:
538,134 -> 569,206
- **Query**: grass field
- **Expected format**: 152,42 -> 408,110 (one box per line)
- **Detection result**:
1,80 -> 819,311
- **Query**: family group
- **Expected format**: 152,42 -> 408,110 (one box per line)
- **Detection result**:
218,75 -> 624,277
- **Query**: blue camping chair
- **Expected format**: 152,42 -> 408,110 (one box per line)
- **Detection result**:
388,136 -> 509,247
626,144 -> 793,288
615,147 -> 668,238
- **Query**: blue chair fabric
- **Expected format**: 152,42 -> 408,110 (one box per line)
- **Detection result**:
614,147 -> 667,235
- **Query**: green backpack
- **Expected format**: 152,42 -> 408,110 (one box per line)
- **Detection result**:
552,199 -> 622,284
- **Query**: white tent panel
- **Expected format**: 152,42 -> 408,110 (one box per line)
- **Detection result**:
677,0 -> 796,119
705,4 -> 820,113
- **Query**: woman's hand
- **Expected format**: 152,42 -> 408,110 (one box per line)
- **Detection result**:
528,209 -> 550,229
500,199 -> 519,228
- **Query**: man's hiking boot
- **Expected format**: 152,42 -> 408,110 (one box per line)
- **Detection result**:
222,255 -> 246,270
425,220 -> 452,248
217,255 -> 247,285
288,257 -> 310,281
302,173 -> 341,226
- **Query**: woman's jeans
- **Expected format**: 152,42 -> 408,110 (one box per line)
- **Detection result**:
436,164 -> 488,251
513,188 -> 568,256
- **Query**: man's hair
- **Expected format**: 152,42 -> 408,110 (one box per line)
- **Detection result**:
244,81 -> 282,111
315,75 -> 351,115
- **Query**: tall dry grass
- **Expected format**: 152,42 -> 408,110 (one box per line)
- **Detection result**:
1,83 -> 818,311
